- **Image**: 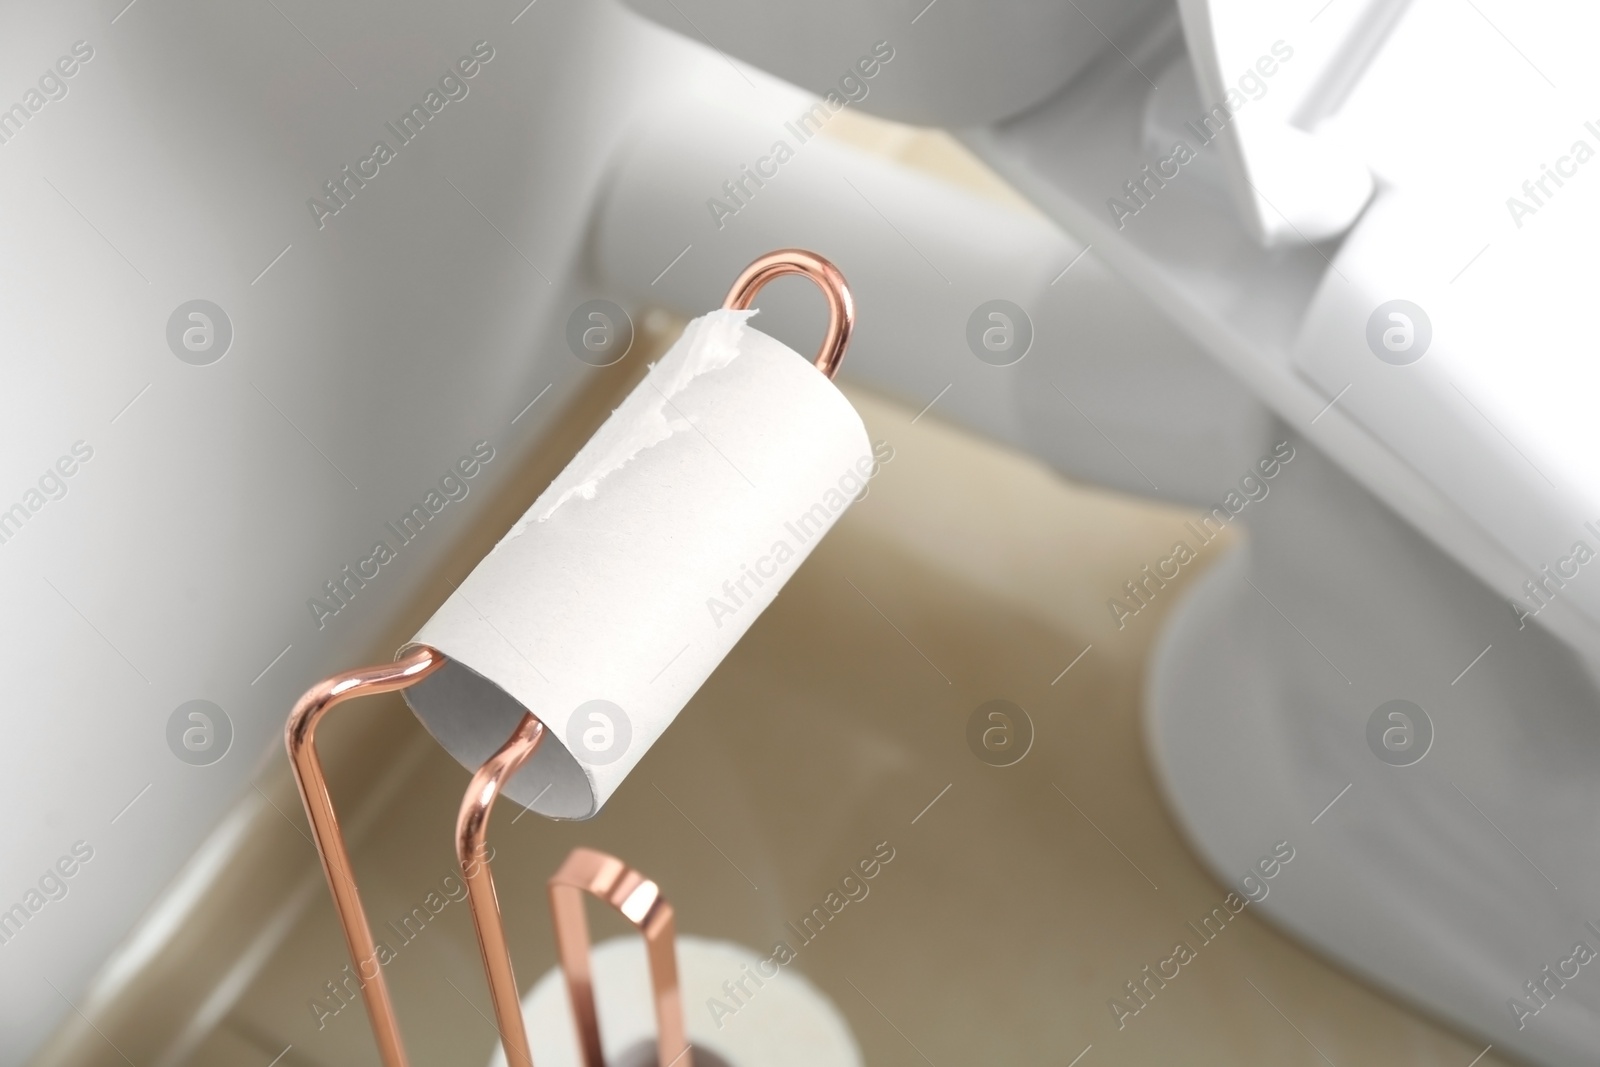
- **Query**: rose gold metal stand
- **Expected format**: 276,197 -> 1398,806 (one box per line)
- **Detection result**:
550,848 -> 692,1067
288,647 -> 548,1067
285,247 -> 854,1067
457,712 -> 545,1067
285,644 -> 447,1067
723,248 -> 854,380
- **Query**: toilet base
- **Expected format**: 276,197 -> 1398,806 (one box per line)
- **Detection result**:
1145,441 -> 1600,1067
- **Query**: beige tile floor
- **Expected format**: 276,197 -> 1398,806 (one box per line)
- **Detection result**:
41,377 -> 1516,1066
34,115 -> 1518,1067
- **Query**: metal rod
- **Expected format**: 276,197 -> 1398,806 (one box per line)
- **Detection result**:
457,711 -> 547,1067
285,644 -> 447,1067
549,847 -> 691,1067
722,248 -> 855,379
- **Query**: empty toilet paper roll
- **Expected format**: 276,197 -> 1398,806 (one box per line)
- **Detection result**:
487,936 -> 863,1067
403,308 -> 875,818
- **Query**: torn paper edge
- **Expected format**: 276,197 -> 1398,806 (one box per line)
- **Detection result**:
493,307 -> 759,550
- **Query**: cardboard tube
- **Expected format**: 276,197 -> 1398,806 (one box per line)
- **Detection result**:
403,309 -> 873,817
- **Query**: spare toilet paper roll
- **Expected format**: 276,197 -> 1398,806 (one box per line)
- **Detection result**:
486,935 -> 863,1067
403,308 -> 875,818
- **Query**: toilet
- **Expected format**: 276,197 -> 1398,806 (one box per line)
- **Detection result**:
5,0 -> 1597,1064
611,1 -> 1600,1063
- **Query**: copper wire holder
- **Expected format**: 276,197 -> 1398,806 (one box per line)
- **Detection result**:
283,248 -> 854,1067
550,848 -> 690,1067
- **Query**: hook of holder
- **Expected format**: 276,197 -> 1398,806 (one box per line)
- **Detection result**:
722,248 -> 854,380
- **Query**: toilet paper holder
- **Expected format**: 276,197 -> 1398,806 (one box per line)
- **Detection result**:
285,248 -> 857,1067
